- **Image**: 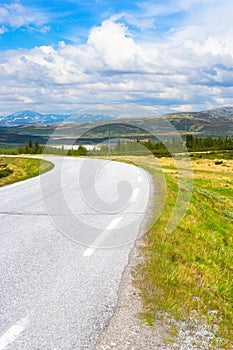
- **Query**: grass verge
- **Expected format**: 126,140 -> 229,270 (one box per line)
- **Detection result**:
0,157 -> 54,186
110,155 -> 233,348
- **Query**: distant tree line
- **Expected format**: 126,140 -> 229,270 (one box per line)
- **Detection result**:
90,139 -> 176,157
67,145 -> 88,156
185,135 -> 233,151
18,140 -> 44,154
0,141 -> 88,156
1,136 -> 233,158
91,136 -> 233,157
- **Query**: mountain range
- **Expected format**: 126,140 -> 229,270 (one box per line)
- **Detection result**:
0,107 -> 233,127
0,107 -> 233,144
0,110 -> 114,126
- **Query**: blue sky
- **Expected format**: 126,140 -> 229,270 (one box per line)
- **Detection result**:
0,0 -> 186,49
0,0 -> 233,115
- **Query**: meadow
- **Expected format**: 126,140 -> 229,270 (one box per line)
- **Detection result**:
109,153 -> 233,348
0,157 -> 54,186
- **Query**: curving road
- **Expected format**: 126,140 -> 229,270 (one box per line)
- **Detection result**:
0,157 -> 151,350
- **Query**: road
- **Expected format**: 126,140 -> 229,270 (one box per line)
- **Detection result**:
0,156 -> 151,350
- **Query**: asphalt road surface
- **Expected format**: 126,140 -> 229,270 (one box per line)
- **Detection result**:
0,156 -> 151,350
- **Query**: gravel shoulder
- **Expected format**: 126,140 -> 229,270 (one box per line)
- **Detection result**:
95,240 -> 171,350
95,237 -> 221,350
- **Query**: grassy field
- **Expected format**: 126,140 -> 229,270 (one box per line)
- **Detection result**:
109,154 -> 233,348
0,157 -> 54,186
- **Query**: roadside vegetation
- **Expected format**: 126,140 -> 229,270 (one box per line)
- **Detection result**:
89,135 -> 233,157
0,140 -> 88,156
0,157 -> 54,186
108,152 -> 233,348
1,135 -> 233,158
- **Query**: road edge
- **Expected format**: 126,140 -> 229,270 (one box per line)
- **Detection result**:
95,168 -> 171,349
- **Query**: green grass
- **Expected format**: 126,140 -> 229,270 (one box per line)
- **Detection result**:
194,179 -> 233,203
190,150 -> 233,160
0,157 -> 54,186
110,155 -> 233,348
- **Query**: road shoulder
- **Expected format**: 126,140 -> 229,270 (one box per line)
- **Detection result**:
95,238 -> 170,350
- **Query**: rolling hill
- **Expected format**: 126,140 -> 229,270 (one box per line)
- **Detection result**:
0,107 -> 232,146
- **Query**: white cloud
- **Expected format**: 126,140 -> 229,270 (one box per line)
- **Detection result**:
87,16 -> 146,71
0,9 -> 233,114
0,2 -> 49,33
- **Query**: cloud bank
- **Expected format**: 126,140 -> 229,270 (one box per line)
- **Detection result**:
0,0 -> 233,114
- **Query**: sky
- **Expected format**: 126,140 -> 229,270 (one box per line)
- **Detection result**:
0,0 -> 233,115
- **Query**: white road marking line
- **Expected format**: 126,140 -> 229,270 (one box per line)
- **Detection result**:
0,316 -> 29,350
130,188 -> 140,202
137,176 -> 142,183
83,217 -> 123,256
83,247 -> 95,256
